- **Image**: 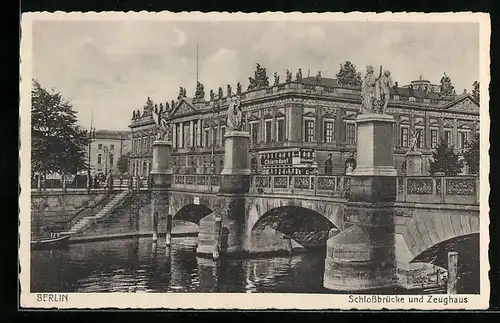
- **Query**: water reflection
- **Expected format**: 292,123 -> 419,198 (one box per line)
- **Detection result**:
30,237 -> 477,294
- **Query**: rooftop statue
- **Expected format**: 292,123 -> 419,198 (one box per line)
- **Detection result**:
194,81 -> 205,101
226,94 -> 243,132
274,72 -> 280,85
247,77 -> 257,91
296,68 -> 302,82
316,71 -> 322,85
209,89 -> 215,101
227,84 -> 232,96
218,87 -> 224,99
360,65 -> 392,114
236,82 -> 242,95
285,69 -> 292,83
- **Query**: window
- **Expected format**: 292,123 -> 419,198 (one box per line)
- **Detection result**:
345,121 -> 356,145
400,126 -> 409,148
444,129 -> 453,146
416,127 -> 424,148
110,144 -> 114,150
109,154 -> 114,165
431,128 -> 438,148
304,119 -> 315,142
204,128 -> 210,147
458,131 -> 470,149
265,120 -> 272,143
250,122 -> 259,144
324,120 -> 334,143
213,127 -> 218,146
277,118 -> 285,142
98,144 -> 103,149
221,126 -> 226,145
97,154 -> 102,164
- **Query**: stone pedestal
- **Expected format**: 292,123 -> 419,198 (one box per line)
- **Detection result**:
352,114 -> 397,177
150,140 -> 173,240
405,151 -> 423,176
197,131 -> 251,257
220,131 -> 251,194
324,113 -> 398,291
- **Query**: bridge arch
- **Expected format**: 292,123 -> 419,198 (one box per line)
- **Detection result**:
410,233 -> 479,293
173,204 -> 214,225
250,205 -> 339,252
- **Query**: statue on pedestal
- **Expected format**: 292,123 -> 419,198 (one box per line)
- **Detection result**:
286,69 -> 292,83
227,84 -> 232,96
274,72 -> 280,85
406,130 -> 419,154
226,95 -> 243,132
218,87 -> 224,100
236,82 -> 242,95
360,65 -> 391,114
209,89 -> 215,101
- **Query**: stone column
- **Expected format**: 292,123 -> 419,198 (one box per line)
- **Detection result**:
179,122 -> 184,148
172,124 -> 177,148
150,139 -> 173,244
324,113 -> 398,291
405,152 -> 423,176
197,119 -> 202,147
190,120 -> 194,147
196,130 -> 251,256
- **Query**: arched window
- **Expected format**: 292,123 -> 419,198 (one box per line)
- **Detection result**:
109,154 -> 114,165
97,154 -> 102,164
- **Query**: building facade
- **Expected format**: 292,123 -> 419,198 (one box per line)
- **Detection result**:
87,130 -> 131,176
128,68 -> 480,177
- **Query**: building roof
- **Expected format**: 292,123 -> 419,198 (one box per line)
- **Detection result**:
94,130 -> 131,140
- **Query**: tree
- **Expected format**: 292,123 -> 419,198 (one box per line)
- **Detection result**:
429,139 -> 464,176
31,79 -> 89,176
117,153 -> 130,174
335,61 -> 362,87
472,81 -> 480,102
463,133 -> 480,174
439,73 -> 456,96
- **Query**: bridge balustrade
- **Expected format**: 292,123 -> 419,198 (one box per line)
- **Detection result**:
249,175 -> 349,198
172,174 -> 221,193
396,176 -> 479,205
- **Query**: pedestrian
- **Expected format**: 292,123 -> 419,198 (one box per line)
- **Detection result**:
324,153 -> 333,175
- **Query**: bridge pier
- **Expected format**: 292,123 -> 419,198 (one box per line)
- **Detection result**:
150,140 -> 173,242
324,113 -> 398,291
196,130 -> 251,257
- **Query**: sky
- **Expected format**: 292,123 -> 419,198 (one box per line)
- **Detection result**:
32,20 -> 480,131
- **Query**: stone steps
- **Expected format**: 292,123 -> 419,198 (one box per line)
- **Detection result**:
60,191 -> 130,236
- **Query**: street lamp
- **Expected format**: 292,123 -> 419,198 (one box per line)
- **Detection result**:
87,127 -> 96,193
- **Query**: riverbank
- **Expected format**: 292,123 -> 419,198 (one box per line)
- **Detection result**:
68,230 -> 198,244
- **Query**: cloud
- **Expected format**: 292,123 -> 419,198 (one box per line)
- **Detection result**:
31,20 -> 480,131
172,28 -> 187,46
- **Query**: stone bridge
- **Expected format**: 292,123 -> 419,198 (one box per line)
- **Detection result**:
147,173 -> 480,285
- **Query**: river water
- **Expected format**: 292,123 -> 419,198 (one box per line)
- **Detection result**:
30,237 -> 462,294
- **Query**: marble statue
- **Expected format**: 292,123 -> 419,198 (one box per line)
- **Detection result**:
407,130 -> 419,154
361,65 -> 391,114
286,69 -> 292,83
226,95 -> 243,131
